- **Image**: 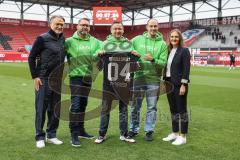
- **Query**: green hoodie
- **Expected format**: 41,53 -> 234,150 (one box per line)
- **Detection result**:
132,31 -> 168,83
65,31 -> 102,77
102,35 -> 133,53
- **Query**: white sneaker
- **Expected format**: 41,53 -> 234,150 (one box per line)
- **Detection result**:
36,140 -> 45,148
172,136 -> 186,145
162,133 -> 178,142
120,135 -> 136,143
94,136 -> 106,144
46,138 -> 63,145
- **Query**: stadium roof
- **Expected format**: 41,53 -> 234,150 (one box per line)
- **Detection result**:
7,0 -> 204,11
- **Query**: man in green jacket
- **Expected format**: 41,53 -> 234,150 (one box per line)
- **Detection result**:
129,19 -> 168,141
65,18 -> 101,147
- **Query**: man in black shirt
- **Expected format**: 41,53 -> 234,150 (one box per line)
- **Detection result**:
100,52 -> 139,102
229,53 -> 236,70
94,22 -> 140,144
95,52 -> 139,144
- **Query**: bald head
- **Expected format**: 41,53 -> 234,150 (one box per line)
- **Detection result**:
147,19 -> 158,25
146,19 -> 159,38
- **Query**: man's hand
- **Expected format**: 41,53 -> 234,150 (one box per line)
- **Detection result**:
34,78 -> 42,91
179,85 -> 186,95
97,51 -> 105,57
144,53 -> 153,61
131,51 -> 141,57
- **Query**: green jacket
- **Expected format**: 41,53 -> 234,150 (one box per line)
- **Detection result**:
132,31 -> 168,83
102,35 -> 133,53
65,31 -> 102,77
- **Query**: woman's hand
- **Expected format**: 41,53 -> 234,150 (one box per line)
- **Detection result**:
179,84 -> 186,95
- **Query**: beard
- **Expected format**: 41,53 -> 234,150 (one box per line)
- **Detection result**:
78,30 -> 88,36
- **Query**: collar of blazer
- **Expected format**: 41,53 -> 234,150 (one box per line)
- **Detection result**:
175,47 -> 183,55
167,47 -> 182,59
163,47 -> 183,77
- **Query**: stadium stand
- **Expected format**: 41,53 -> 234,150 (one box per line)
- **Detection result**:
0,24 -> 26,54
190,24 -> 240,48
1,16 -> 238,65
0,24 -> 74,54
0,32 -> 12,50
0,22 -> 173,56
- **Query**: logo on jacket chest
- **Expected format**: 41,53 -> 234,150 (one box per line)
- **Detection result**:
139,44 -> 156,53
78,45 -> 90,50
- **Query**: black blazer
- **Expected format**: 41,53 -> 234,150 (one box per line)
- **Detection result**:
164,47 -> 191,86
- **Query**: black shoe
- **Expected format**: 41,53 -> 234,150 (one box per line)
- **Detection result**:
145,131 -> 153,141
128,131 -> 138,138
71,134 -> 81,147
79,132 -> 95,139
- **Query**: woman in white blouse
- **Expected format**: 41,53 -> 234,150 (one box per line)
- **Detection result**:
162,29 -> 191,145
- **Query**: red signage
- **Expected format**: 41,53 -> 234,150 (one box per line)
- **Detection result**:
191,55 -> 240,66
93,7 -> 122,25
0,17 -> 69,28
193,15 -> 240,26
0,17 -> 20,25
23,20 -> 47,27
0,53 -> 28,62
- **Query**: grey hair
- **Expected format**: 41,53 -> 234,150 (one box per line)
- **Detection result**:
49,15 -> 65,24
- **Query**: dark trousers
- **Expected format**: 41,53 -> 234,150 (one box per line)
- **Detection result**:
35,78 -> 61,141
69,76 -> 92,134
99,83 -> 129,136
99,98 -> 128,136
230,61 -> 235,67
166,79 -> 189,134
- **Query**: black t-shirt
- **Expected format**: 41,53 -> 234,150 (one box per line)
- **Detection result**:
97,52 -> 140,102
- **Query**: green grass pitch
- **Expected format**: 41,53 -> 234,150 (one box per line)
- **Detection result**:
0,63 -> 239,160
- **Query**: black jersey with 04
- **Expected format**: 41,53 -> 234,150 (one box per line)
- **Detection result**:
98,52 -> 139,102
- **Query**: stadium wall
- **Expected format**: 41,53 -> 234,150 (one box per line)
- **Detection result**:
0,16 -> 240,66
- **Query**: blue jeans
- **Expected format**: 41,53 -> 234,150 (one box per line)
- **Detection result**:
35,78 -> 61,141
69,76 -> 92,134
130,82 -> 160,133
